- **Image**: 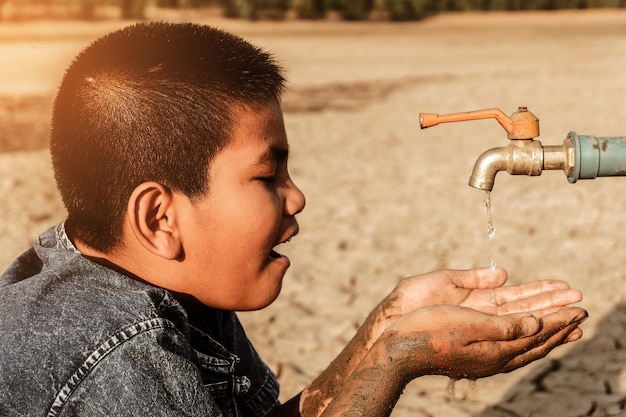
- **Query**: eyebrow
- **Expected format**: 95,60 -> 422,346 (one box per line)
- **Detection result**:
255,145 -> 289,166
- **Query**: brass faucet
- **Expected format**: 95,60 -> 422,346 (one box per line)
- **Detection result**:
419,107 -> 576,191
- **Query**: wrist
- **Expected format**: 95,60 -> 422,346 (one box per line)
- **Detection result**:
348,301 -> 393,355
366,329 -> 432,386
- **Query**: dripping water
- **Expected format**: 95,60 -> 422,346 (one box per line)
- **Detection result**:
445,194 -> 496,402
485,191 -> 496,270
447,378 -> 478,402
447,378 -> 458,401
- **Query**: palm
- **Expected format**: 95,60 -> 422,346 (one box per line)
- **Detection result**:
380,268 -> 581,330
384,303 -> 586,380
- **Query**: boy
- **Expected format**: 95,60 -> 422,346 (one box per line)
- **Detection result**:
0,22 -> 586,417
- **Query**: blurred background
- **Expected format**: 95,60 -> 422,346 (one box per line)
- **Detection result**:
1,2 -> 626,416
0,0 -> 625,23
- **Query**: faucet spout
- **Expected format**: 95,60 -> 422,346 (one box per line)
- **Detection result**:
468,147 -> 509,191
468,140 -> 544,191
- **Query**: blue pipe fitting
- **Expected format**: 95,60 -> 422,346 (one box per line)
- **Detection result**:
567,131 -> 626,183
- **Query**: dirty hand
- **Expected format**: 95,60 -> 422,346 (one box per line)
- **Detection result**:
377,267 -> 582,331
380,303 -> 587,381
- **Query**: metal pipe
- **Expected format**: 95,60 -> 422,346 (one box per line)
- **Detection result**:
567,132 -> 626,183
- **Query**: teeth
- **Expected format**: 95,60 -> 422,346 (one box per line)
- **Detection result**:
274,236 -> 294,248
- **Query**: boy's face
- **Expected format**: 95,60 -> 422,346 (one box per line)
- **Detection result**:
176,101 -> 305,311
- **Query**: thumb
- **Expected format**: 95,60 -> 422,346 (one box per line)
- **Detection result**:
481,313 -> 541,342
452,267 -> 508,290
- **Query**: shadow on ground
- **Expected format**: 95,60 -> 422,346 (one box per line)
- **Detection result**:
475,304 -> 626,417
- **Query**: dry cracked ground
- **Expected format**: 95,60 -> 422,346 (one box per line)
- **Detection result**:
2,8 -> 626,416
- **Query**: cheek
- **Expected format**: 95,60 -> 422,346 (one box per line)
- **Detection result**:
230,186 -> 283,225
185,184 -> 283,252
216,190 -> 282,246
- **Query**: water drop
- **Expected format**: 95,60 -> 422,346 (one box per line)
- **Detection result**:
484,191 -> 496,241
447,377 -> 458,402
484,191 -> 496,268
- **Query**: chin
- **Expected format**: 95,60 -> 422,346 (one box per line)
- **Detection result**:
239,284 -> 283,312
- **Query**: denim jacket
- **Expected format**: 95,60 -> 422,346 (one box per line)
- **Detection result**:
0,224 -> 279,417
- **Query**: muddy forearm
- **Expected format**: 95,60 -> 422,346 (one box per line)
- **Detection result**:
311,331 -> 431,417
300,302 -> 404,417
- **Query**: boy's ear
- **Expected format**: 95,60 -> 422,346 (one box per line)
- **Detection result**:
127,182 -> 182,260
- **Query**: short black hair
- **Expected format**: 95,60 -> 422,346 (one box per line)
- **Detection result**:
51,22 -> 286,252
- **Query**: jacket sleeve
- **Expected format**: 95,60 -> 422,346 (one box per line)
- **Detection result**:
47,318 -> 222,417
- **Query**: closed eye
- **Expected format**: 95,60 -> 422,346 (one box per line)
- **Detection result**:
258,176 -> 277,184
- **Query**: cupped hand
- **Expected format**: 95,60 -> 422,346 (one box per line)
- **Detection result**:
381,303 -> 587,381
378,267 -> 582,330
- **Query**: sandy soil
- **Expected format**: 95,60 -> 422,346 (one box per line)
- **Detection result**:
2,9 -> 626,416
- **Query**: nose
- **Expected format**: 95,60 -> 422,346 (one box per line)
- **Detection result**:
285,178 -> 306,216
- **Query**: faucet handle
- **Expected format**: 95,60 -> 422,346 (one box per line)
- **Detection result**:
419,107 -> 540,140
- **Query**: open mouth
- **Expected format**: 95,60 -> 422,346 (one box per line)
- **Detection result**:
269,249 -> 283,259
270,234 -> 294,259
270,230 -> 296,261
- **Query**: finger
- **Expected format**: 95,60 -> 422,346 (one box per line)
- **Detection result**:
565,327 -> 583,343
502,320 -> 584,372
534,307 -> 588,332
474,305 -> 586,343
453,308 -> 587,379
500,307 -> 588,371
518,302 -> 586,319
469,312 -> 542,342
491,280 -> 573,306
450,267 -> 508,290
495,288 -> 583,315
522,305 -> 568,318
